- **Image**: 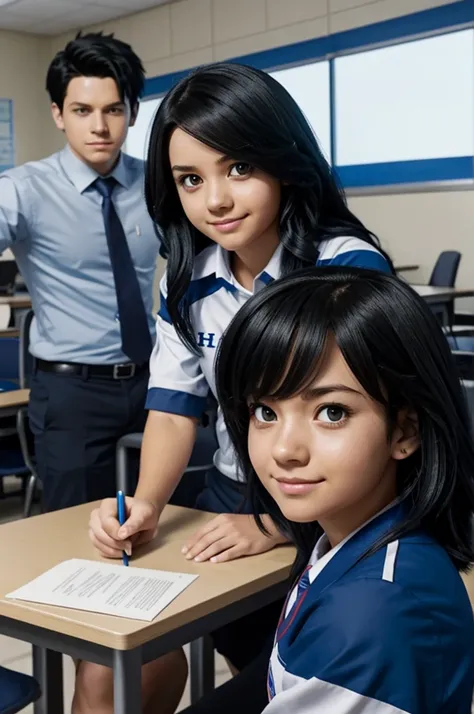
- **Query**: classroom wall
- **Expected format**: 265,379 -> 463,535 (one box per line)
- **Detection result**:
0,30 -> 56,165
0,31 -> 54,262
348,190 -> 474,297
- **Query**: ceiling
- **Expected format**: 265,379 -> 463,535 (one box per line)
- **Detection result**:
0,0 -> 177,35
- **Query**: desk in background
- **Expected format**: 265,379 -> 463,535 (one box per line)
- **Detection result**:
412,285 -> 474,304
0,295 -> 31,310
0,388 -> 29,418
395,264 -> 420,273
0,327 -> 19,338
0,294 -> 32,328
0,503 -> 294,714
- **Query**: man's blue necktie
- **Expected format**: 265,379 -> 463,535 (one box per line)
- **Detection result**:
95,177 -> 152,365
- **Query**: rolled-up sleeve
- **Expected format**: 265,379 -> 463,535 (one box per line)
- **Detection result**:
146,278 -> 209,419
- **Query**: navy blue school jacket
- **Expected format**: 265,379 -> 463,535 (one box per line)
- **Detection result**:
265,503 -> 474,713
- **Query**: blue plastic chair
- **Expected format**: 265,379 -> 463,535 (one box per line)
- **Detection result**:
0,333 -> 30,499
0,336 -> 19,392
0,665 -> 40,714
428,251 -> 461,333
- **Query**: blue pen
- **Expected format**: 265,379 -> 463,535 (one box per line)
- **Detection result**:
117,490 -> 129,567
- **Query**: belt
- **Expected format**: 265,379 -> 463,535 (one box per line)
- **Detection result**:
36,359 -> 147,380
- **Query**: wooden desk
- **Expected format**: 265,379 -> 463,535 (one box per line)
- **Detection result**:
0,503 -> 294,714
0,388 -> 29,418
412,285 -> 474,304
0,295 -> 31,309
0,327 -> 19,338
395,264 -> 419,273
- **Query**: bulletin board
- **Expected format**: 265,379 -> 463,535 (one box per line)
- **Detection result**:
0,99 -> 14,173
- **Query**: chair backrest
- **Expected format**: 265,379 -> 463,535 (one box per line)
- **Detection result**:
0,664 -> 40,713
0,260 -> 18,295
19,309 -> 34,389
429,251 -> 461,288
452,351 -> 474,381
0,337 -> 19,381
452,351 -> 474,436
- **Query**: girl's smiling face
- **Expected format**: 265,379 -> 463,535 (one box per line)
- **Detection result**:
248,341 -> 419,547
169,128 -> 281,259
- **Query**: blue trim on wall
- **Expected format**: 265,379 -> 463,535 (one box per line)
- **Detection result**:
329,0 -> 472,56
328,58 -> 336,166
143,1 -> 472,98
336,156 -> 474,188
145,70 -> 191,98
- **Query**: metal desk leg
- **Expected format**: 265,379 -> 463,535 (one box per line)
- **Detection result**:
190,635 -> 215,703
113,649 -> 142,714
32,646 -> 64,714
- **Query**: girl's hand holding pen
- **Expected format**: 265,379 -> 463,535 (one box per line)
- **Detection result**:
89,496 -> 159,559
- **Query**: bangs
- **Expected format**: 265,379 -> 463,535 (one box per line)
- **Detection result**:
218,272 -> 391,418
168,66 -> 304,179
248,318 -> 330,404
223,284 -> 333,405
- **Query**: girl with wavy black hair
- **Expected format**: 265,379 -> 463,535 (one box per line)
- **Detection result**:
90,62 -> 393,675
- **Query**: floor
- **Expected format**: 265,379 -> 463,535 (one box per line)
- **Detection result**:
0,478 -> 232,713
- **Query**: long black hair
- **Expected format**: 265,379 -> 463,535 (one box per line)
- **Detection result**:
145,62 -> 393,353
216,267 -> 474,577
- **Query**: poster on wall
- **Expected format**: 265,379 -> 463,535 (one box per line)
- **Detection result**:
0,99 -> 14,174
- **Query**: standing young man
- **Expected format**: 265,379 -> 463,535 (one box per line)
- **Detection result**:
0,33 -> 186,714
1,32 -> 158,511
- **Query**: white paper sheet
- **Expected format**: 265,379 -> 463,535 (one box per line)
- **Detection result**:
6,559 -> 198,622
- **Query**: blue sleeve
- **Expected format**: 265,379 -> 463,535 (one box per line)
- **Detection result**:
147,269 -> 209,419
318,248 -> 391,274
269,578 -> 443,714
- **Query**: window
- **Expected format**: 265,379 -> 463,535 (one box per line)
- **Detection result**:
124,97 -> 162,160
271,61 -> 332,162
334,29 -> 474,167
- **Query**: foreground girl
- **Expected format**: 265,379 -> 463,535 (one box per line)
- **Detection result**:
214,266 -> 474,713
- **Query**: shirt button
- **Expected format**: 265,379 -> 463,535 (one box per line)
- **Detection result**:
115,312 -> 120,322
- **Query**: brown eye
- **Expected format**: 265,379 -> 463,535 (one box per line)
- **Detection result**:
229,163 -> 252,177
182,174 -> 202,188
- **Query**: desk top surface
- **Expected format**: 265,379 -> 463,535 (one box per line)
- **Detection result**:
0,327 -> 19,338
0,295 -> 31,308
0,388 -> 29,408
412,285 -> 474,300
0,504 -> 295,650
395,264 -> 419,272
